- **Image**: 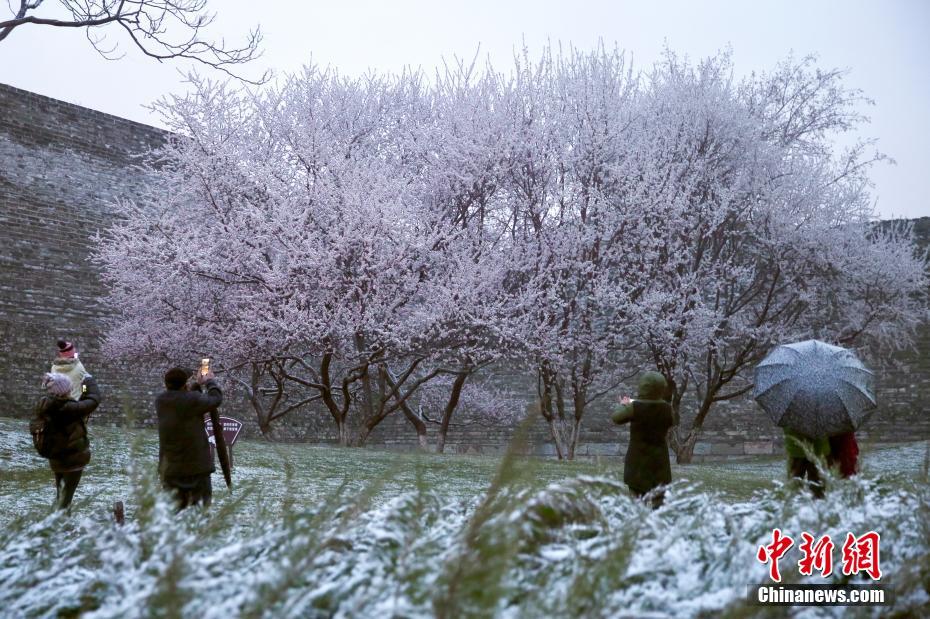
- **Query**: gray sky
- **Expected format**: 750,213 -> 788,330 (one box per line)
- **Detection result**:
2,0 -> 928,219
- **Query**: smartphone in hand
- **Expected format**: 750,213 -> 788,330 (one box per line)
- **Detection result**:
200,357 -> 211,378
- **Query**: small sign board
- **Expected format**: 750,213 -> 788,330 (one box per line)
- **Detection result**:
203,415 -> 243,446
204,415 -> 243,470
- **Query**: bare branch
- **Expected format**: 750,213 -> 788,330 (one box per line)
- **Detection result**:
0,0 -> 268,83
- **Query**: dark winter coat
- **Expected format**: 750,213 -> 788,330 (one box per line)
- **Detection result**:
612,372 -> 675,494
36,376 -> 102,473
156,380 -> 222,478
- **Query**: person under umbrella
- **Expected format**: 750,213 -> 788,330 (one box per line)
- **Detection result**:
828,431 -> 859,478
754,340 -> 876,497
783,428 -> 830,498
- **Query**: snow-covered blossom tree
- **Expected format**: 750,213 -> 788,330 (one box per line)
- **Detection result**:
97,45 -> 927,458
620,52 -> 929,462
490,45 -> 684,460
397,373 -> 523,453
97,65 -> 519,444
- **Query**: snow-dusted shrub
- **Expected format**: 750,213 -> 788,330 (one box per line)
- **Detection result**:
1,455 -> 927,618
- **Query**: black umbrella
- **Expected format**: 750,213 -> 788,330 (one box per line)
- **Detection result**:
754,339 -> 876,437
209,407 -> 232,489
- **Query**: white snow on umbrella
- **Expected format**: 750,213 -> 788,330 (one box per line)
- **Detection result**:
753,339 -> 877,438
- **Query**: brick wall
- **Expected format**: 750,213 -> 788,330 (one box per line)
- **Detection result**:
1,82 -> 927,460
0,82 -> 167,429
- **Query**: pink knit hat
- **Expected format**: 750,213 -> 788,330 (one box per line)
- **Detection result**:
43,372 -> 73,397
56,339 -> 77,359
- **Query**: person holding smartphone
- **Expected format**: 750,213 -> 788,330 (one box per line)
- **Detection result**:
611,371 -> 675,509
155,365 -> 222,510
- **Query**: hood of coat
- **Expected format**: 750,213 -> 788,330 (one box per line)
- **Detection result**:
637,372 -> 667,400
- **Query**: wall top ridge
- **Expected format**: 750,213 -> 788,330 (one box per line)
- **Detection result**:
0,82 -> 170,137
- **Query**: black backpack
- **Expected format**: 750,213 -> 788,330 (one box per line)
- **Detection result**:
29,397 -> 60,458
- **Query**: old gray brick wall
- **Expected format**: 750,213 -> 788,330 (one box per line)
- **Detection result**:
0,82 -> 167,429
1,82 -> 927,460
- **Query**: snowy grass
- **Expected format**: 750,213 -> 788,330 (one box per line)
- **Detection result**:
0,416 -> 928,617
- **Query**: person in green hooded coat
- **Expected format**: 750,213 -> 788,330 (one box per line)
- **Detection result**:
783,428 -> 830,498
612,371 -> 676,508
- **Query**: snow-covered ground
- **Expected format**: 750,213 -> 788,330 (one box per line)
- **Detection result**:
1,417 -> 927,617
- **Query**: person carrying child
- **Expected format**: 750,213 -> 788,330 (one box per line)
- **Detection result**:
32,372 -> 102,511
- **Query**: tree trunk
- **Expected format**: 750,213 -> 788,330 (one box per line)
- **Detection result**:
242,362 -> 284,440
566,374 -> 589,462
416,428 -> 429,451
670,393 -> 714,464
315,353 -> 348,446
336,419 -> 350,447
354,419 -> 375,447
538,363 -> 571,460
672,430 -> 699,464
435,426 -> 448,455
399,399 -> 430,451
356,334 -> 376,423
566,416 -> 582,461
436,371 -> 469,454
546,418 -> 567,460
